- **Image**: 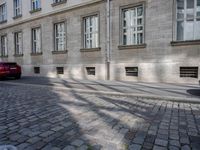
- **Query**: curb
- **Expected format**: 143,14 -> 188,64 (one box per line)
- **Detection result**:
1,81 -> 200,104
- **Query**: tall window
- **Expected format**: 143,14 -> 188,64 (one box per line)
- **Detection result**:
0,3 -> 6,22
32,27 -> 41,53
14,32 -> 23,55
0,35 -> 8,57
31,0 -> 41,11
13,0 -> 22,17
122,5 -> 144,45
83,15 -> 99,49
54,22 -> 66,51
176,0 -> 200,41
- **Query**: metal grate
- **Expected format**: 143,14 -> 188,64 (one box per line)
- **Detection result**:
56,67 -> 64,74
86,67 -> 95,75
180,67 -> 198,78
125,67 -> 138,76
34,67 -> 40,74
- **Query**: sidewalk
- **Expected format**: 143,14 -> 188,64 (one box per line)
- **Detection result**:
1,76 -> 200,102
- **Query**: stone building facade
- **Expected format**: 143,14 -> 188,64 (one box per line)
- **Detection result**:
0,0 -> 200,84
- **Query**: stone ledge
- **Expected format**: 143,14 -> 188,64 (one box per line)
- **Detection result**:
0,55 -> 8,58
0,20 -> 7,24
29,8 -> 42,14
51,0 -> 67,7
31,52 -> 43,56
13,14 -> 22,20
52,50 -> 68,54
80,47 -> 101,52
118,44 -> 147,50
171,40 -> 200,46
14,54 -> 23,57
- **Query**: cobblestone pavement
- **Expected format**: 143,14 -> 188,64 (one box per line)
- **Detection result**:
0,83 -> 200,150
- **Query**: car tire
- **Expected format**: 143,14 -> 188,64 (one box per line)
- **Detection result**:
15,74 -> 21,79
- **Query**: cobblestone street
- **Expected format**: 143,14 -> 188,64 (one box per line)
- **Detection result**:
0,83 -> 200,150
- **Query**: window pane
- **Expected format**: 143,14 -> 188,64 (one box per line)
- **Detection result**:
177,21 -> 184,40
137,7 -> 143,17
197,0 -> 200,17
195,20 -> 200,39
186,0 -> 194,19
185,20 -> 194,40
177,0 -> 184,20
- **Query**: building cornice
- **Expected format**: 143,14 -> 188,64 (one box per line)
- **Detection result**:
0,0 -> 105,31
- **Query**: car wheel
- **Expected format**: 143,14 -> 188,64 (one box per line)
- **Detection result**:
15,74 -> 21,79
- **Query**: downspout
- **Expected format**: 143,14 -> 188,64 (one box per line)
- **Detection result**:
106,0 -> 111,80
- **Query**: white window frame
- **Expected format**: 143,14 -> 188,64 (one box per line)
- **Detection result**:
13,0 -> 22,17
176,0 -> 200,41
0,35 -> 8,57
54,22 -> 66,51
83,15 -> 99,49
0,3 -> 6,22
121,4 -> 144,46
32,27 -> 41,53
31,0 -> 41,11
14,32 -> 23,55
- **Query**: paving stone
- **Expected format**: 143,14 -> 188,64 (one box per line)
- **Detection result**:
155,139 -> 168,147
169,140 -> 180,147
71,139 -> 84,147
129,144 -> 142,150
181,145 -> 191,150
169,146 -> 179,150
63,145 -> 76,150
153,145 -> 167,150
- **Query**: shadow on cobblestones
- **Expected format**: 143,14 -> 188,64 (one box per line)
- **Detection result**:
0,84 -> 98,150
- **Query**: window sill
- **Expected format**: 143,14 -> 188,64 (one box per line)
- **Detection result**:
52,50 -> 68,54
30,8 -> 42,14
171,40 -> 200,46
0,55 -> 8,58
51,0 -> 67,7
80,47 -> 101,52
31,52 -> 43,56
13,14 -> 22,20
118,44 -> 147,50
14,54 -> 23,57
0,20 -> 7,24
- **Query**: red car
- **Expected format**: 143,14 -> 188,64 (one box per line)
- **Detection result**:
0,62 -> 21,79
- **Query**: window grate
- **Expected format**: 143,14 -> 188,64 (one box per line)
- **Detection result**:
180,67 -> 198,78
57,67 -> 64,74
125,67 -> 138,76
86,67 -> 95,75
34,67 -> 40,74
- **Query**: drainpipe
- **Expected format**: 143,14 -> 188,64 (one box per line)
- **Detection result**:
106,0 -> 111,80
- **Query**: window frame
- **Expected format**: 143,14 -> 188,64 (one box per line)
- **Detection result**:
174,0 -> 200,41
120,3 -> 145,46
14,31 -> 23,55
31,27 -> 42,54
0,35 -> 8,57
82,13 -> 100,49
53,21 -> 67,52
0,3 -> 7,23
13,0 -> 22,17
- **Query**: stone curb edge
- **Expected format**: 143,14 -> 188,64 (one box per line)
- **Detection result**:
1,81 -> 200,104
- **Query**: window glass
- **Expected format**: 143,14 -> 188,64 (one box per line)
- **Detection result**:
177,0 -> 184,20
197,0 -> 200,17
177,21 -> 184,41
186,0 -> 194,19
195,20 -> 200,39
185,20 -> 194,40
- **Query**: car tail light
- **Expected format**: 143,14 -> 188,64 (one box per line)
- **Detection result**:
0,66 -> 4,71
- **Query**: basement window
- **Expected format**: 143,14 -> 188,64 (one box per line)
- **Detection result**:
125,67 -> 138,76
34,67 -> 40,74
86,67 -> 95,76
57,67 -> 64,74
180,67 -> 198,78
